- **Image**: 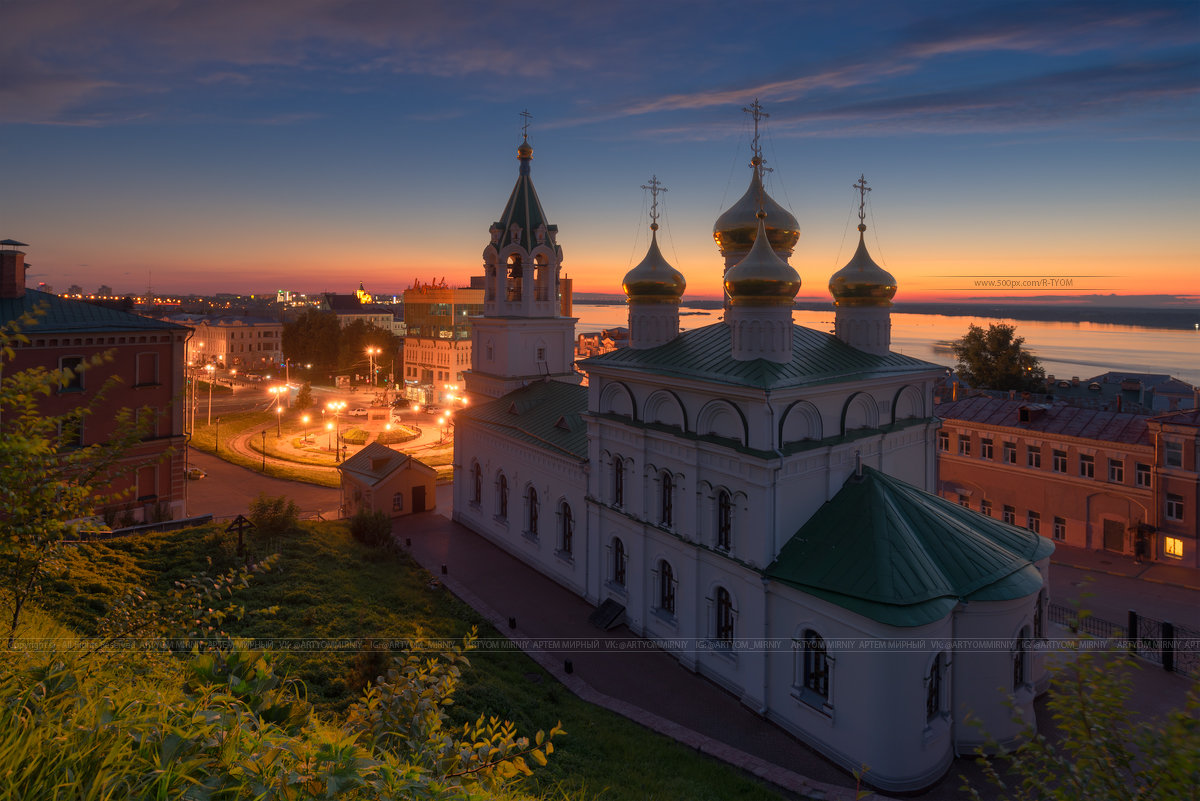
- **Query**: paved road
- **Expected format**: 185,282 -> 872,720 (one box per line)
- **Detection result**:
1050,562 -> 1199,629
184,447 -> 341,521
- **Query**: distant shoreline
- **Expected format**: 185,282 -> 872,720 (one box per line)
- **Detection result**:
572,298 -> 1199,332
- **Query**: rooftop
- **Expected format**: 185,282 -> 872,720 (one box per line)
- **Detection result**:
459,380 -> 588,461
581,322 -> 939,391
767,466 -> 1053,627
338,441 -> 434,486
936,396 -> 1151,445
0,289 -> 187,334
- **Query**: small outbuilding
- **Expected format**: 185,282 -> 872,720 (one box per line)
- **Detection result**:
338,441 -> 436,518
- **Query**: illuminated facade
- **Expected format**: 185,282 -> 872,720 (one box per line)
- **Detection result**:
401,282 -> 483,402
185,316 -> 283,369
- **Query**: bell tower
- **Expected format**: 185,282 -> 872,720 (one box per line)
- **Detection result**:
465,113 -> 580,400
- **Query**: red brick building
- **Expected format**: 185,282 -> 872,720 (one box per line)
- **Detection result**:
936,396 -> 1199,569
1,241 -> 189,523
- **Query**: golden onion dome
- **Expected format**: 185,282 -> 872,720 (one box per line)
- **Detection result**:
623,228 -> 686,303
829,225 -> 897,307
713,159 -> 800,258
724,212 -> 801,306
517,139 -> 533,159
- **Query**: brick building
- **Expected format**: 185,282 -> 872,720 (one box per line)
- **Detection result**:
1,240 -> 189,522
936,396 -> 1198,569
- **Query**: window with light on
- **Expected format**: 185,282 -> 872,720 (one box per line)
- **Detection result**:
1164,537 -> 1184,560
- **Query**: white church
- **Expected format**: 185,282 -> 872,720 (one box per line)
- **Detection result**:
451,123 -> 1054,793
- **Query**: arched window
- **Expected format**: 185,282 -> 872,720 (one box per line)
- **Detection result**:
660,471 -> 674,527
802,630 -> 829,699
612,537 -> 626,586
497,473 -> 508,520
716,490 -> 732,550
613,457 -> 624,507
527,486 -> 539,537
471,462 -> 482,505
659,560 -> 676,615
1013,628 -> 1029,690
926,654 -> 942,722
506,254 -> 523,301
559,501 -> 573,555
715,587 -> 734,644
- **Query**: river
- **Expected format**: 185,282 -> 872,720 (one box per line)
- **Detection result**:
571,304 -> 1200,387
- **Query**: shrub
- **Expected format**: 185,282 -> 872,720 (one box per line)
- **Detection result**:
350,508 -> 392,548
342,428 -> 370,445
248,493 -> 300,551
376,425 -> 419,445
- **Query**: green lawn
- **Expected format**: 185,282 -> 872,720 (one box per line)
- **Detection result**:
41,523 -> 788,801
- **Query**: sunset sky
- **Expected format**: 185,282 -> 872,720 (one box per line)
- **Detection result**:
2,1 -> 1197,302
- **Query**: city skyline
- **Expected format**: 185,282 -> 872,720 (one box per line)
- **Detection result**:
2,1 -> 1197,302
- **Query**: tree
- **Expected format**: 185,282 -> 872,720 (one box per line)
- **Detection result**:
0,310 -> 161,647
951,323 -> 1045,392
337,319 -> 398,375
295,380 -> 314,410
282,308 -> 340,370
965,646 -> 1199,800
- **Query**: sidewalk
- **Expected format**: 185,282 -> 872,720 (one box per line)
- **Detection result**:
1050,546 -> 1200,591
398,508 -> 882,801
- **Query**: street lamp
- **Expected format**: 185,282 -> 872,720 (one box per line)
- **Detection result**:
276,404 -> 283,438
215,417 -> 220,453
366,346 -> 381,386
205,364 -> 215,425
326,421 -> 334,450
326,400 -> 346,458
302,414 -> 310,442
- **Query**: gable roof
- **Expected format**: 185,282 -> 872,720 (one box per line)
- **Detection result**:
580,321 -> 939,390
458,380 -> 587,461
936,396 -> 1151,446
338,441 -> 434,487
767,467 -> 1053,628
0,289 -> 187,333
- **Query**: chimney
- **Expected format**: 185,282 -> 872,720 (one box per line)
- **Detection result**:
0,240 -> 29,299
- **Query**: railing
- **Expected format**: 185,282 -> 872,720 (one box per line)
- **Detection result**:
1048,602 -> 1198,679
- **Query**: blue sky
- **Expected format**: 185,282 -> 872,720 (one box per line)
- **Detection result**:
2,0 -> 1197,300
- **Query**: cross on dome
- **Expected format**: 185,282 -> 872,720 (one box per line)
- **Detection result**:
853,174 -> 872,230
641,175 -> 667,231
520,109 -> 532,142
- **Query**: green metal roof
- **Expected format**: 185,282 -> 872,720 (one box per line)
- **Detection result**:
580,322 -> 939,390
767,466 -> 1053,627
459,380 -> 588,461
0,289 -> 187,333
492,154 -> 558,253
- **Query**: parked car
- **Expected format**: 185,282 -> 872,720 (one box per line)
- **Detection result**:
186,467 -> 207,480
422,404 -> 443,415
348,407 -> 369,417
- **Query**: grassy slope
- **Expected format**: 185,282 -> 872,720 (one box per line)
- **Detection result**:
41,523 -> 787,801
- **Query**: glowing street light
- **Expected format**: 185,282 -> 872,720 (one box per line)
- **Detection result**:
302,414 -> 310,442
326,421 -> 334,450
275,404 -> 283,437
205,364 -> 215,425
366,346 -> 381,386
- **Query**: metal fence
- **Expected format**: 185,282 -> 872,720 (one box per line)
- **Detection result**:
1048,602 -> 1198,679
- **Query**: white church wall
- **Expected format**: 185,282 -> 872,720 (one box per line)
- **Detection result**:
950,592 -> 1041,754
763,586 -> 956,792
452,422 -> 588,597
